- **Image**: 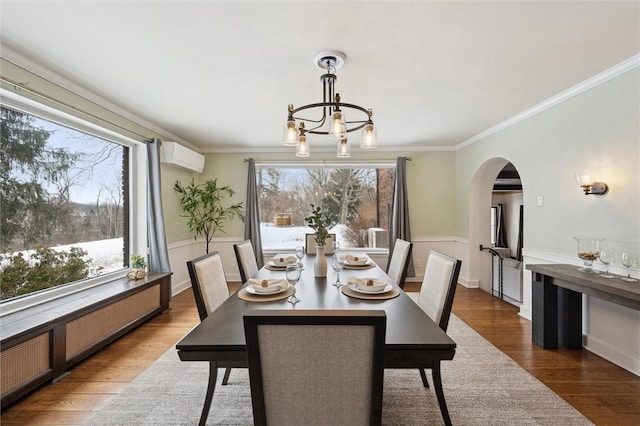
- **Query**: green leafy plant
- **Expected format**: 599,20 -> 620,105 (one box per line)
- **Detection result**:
130,254 -> 146,269
174,178 -> 245,254
305,204 -> 335,247
0,246 -> 90,300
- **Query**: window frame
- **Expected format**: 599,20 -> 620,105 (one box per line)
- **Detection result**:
0,89 -> 148,316
256,160 -> 395,254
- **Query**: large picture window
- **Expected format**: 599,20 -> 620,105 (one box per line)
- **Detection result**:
1,105 -> 133,303
257,164 -> 394,250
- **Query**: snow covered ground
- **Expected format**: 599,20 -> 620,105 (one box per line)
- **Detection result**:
3,238 -> 126,276
3,224 -> 351,274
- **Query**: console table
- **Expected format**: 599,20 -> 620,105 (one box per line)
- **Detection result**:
527,264 -> 640,349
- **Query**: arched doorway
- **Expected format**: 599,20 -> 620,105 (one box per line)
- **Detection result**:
468,158 -> 524,298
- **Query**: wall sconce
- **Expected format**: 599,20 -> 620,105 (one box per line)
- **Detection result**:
575,171 -> 608,195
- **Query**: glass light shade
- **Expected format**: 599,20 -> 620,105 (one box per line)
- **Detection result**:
295,135 -> 310,157
337,138 -> 351,158
328,110 -> 347,139
283,120 -> 299,146
360,123 -> 377,149
575,170 -> 596,186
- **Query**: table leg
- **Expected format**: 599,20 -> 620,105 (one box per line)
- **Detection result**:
432,361 -> 452,426
199,361 -> 218,426
558,287 -> 582,349
532,273 -> 558,348
418,368 -> 430,388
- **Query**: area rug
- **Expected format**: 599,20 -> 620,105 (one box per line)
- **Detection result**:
88,314 -> 592,425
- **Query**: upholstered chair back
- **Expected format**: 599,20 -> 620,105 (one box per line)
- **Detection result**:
244,310 -> 386,426
417,250 -> 462,331
386,238 -> 413,289
234,240 -> 259,283
187,251 -> 230,321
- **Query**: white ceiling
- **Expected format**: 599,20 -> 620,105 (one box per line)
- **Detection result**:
1,1 -> 639,153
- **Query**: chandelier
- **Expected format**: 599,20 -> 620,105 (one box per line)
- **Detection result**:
283,51 -> 377,158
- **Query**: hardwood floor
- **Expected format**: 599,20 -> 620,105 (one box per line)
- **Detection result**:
3,284 -> 639,425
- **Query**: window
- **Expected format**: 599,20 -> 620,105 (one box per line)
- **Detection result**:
490,205 -> 498,245
257,164 -> 394,251
0,100 -> 146,310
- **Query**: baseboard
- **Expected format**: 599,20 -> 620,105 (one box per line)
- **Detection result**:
172,279 -> 191,297
459,278 -> 479,288
584,334 -> 640,376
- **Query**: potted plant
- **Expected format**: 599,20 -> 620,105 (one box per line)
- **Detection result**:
127,254 -> 147,280
305,204 -> 335,277
174,178 -> 245,254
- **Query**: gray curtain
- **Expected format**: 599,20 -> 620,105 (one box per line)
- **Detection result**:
388,156 -> 415,277
244,158 -> 264,268
146,139 -> 171,273
496,203 -> 508,248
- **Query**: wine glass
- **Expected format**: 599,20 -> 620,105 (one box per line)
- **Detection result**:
574,237 -> 605,273
331,255 -> 344,287
285,264 -> 301,304
332,239 -> 340,255
598,249 -> 615,278
295,245 -> 305,270
621,252 -> 638,282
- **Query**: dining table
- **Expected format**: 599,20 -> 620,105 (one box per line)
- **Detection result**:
176,253 -> 457,425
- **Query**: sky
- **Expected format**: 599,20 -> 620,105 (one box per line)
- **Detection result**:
30,116 -> 123,205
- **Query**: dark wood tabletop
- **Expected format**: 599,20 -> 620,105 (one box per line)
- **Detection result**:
176,254 -> 456,367
527,263 -> 640,310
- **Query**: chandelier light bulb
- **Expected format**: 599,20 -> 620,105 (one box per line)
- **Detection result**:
337,138 -> 351,158
295,134 -> 310,157
329,109 -> 347,139
283,119 -> 299,146
360,122 -> 377,149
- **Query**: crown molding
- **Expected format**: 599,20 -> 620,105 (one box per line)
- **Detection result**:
456,54 -> 640,151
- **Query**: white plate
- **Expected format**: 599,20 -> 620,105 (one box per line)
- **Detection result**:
245,284 -> 288,295
343,261 -> 375,269
349,283 -> 392,294
266,261 -> 287,269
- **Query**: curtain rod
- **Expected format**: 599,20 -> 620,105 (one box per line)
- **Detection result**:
2,75 -> 152,142
243,157 -> 411,163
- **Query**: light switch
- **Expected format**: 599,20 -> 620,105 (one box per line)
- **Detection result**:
536,195 -> 544,207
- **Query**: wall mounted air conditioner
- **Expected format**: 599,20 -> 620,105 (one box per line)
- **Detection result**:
160,142 -> 205,173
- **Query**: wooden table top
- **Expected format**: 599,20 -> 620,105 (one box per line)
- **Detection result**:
527,263 -> 640,310
176,254 -> 456,365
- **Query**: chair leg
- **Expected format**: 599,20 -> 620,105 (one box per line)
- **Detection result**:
222,367 -> 232,385
199,361 -> 218,426
432,362 -> 452,426
419,368 -> 430,388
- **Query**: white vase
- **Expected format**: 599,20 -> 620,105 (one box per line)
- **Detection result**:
314,245 -> 327,277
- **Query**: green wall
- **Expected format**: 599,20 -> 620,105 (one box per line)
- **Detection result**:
455,68 -> 640,256
163,150 -> 457,244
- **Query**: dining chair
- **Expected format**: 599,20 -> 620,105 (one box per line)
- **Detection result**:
243,309 -> 386,426
304,233 -> 336,254
234,239 -> 259,283
186,251 -> 233,425
415,250 -> 462,388
386,238 -> 413,289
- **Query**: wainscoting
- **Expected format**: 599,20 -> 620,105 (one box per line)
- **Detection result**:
167,236 -> 475,297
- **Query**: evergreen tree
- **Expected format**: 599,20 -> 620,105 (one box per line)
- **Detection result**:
0,107 -> 78,251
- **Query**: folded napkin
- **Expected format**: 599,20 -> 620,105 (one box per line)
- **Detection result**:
347,277 -> 387,291
344,255 -> 368,265
270,255 -> 297,267
248,278 -> 288,293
